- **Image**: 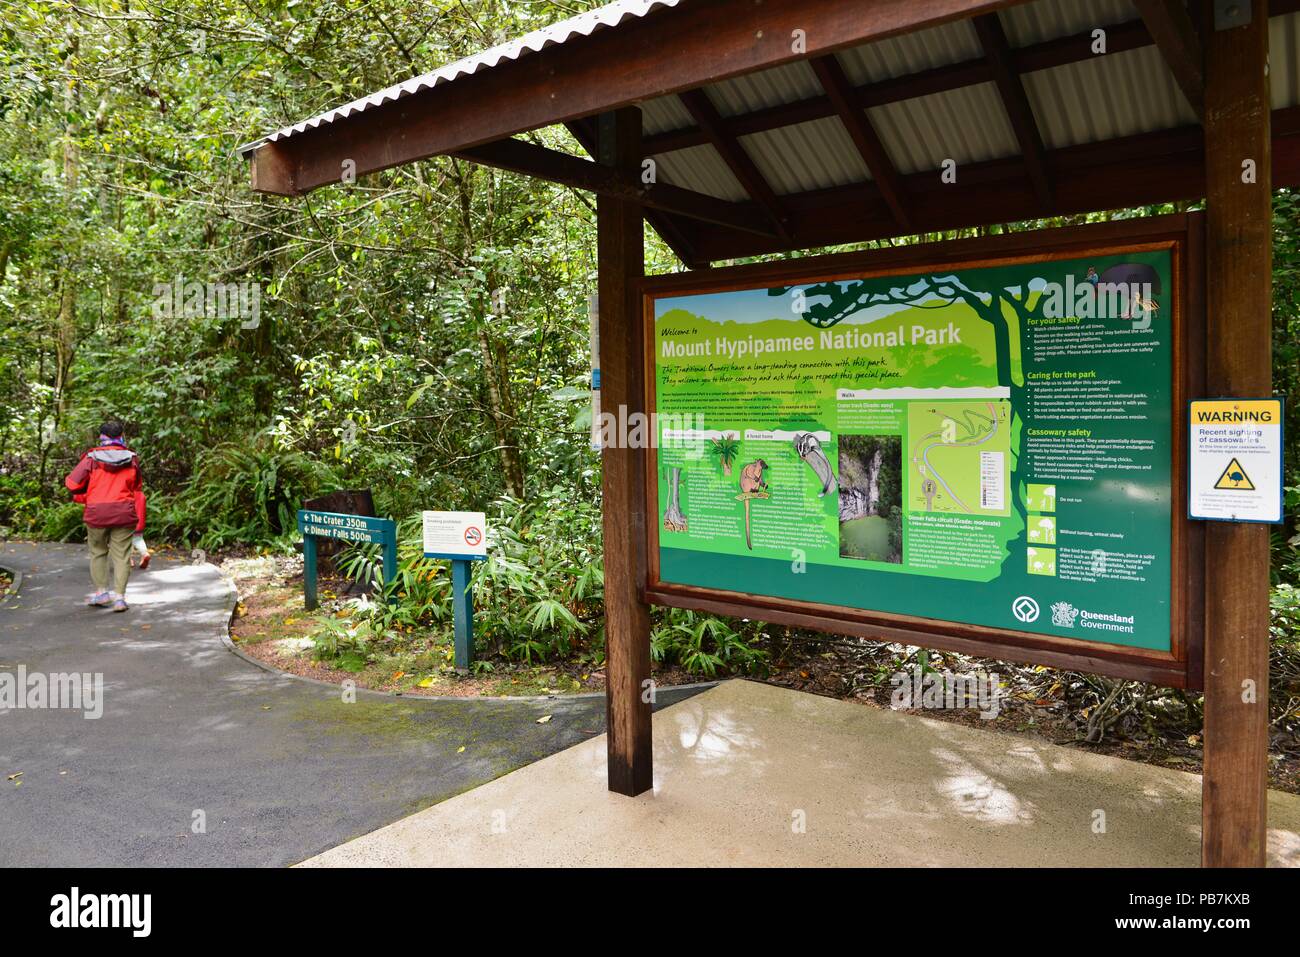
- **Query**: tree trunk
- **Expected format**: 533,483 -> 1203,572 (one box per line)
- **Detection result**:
477,326 -> 525,497
453,163 -> 525,498
54,67 -> 80,443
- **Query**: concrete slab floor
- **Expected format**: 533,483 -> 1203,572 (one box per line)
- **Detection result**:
301,679 -> 1300,867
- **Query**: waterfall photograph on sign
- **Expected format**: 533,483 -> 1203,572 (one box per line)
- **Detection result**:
837,434 -> 903,564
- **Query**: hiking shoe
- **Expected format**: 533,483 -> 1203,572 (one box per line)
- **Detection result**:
85,591 -> 112,607
112,598 -> 128,613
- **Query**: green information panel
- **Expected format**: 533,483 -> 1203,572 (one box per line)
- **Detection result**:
650,247 -> 1175,652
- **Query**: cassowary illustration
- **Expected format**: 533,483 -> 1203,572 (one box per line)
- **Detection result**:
1098,263 -> 1162,321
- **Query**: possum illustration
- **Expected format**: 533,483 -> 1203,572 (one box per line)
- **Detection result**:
739,459 -> 768,494
793,433 -> 838,497
738,459 -> 768,550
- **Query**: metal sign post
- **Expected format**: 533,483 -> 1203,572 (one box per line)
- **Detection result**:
450,558 -> 477,672
297,509 -> 398,611
422,510 -> 488,671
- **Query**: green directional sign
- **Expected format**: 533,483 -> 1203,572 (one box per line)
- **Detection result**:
297,509 -> 397,610
299,510 -> 393,543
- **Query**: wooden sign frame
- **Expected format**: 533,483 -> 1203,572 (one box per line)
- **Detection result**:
640,214 -> 1206,690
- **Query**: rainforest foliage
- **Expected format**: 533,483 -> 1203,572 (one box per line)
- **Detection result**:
1,1 -> 1298,679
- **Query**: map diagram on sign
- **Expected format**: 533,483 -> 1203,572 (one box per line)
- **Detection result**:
907,400 -> 1012,517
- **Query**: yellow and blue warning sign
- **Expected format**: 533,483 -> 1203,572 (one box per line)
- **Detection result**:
1189,398 -> 1283,523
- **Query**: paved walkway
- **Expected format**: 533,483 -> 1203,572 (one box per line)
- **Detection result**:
0,542 -> 703,867
303,679 -> 1300,867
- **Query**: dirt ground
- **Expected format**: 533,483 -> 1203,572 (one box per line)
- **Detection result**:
219,552 -> 1300,794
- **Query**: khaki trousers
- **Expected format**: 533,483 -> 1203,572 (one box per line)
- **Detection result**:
87,525 -> 134,596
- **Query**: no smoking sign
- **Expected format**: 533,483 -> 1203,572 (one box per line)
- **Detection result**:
421,510 -> 488,558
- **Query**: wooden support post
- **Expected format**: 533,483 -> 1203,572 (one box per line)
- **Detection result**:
1201,0 -> 1272,867
598,108 -> 653,797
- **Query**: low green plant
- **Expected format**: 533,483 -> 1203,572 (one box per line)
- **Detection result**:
1271,584 -> 1300,691
309,615 -> 373,672
651,607 -> 768,677
1271,485 -> 1300,586
0,474 -> 48,533
307,489 -> 766,678
472,490 -> 603,663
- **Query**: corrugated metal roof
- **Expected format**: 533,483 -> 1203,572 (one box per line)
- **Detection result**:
642,11 -> 1024,196
246,0 -> 1300,215
741,116 -> 872,194
654,144 -> 748,203
639,13 -> 1021,196
238,0 -> 682,155
868,83 -> 1019,174
834,17 -> 983,84
999,0 -> 1138,46
705,61 -> 824,118
646,3 -> 1300,202
1025,44 -> 1195,150
641,96 -> 695,137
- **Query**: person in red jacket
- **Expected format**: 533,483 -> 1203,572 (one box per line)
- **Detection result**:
64,421 -> 147,612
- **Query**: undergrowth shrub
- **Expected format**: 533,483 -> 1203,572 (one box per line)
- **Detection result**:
39,501 -> 87,542
0,474 -> 46,534
309,490 -> 767,677
1271,585 -> 1300,705
155,439 -> 341,549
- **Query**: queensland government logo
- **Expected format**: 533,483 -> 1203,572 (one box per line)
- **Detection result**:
1050,601 -> 1079,628
1011,595 -> 1039,623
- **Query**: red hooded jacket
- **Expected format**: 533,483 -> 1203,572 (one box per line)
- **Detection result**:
64,444 -> 147,531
